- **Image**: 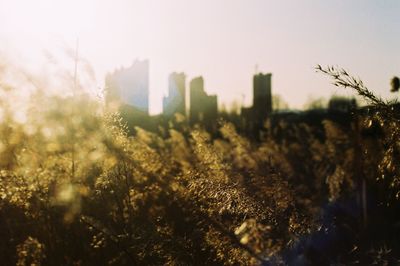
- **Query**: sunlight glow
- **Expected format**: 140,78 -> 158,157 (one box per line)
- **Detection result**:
2,0 -> 96,37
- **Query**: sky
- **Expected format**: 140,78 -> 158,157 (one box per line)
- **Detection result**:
0,0 -> 399,114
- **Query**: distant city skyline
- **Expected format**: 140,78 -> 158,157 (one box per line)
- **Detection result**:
0,0 -> 399,114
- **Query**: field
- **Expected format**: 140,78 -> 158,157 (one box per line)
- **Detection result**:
1,66 -> 400,265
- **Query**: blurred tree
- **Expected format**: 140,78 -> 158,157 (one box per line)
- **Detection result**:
390,76 -> 399,92
272,94 -> 289,111
303,96 -> 327,110
229,100 -> 241,115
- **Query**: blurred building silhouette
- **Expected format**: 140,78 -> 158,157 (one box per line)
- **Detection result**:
163,72 -> 186,117
241,73 -> 273,138
105,59 -> 149,114
253,73 -> 272,121
189,76 -> 218,130
105,60 -> 154,134
328,97 -> 357,113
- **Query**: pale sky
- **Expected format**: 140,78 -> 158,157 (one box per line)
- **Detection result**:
0,0 -> 399,114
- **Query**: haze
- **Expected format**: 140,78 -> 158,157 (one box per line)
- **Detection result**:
0,0 -> 399,114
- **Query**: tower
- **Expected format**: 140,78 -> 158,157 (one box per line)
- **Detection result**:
253,73 -> 272,121
189,76 -> 218,130
189,76 -> 205,124
163,72 -> 186,117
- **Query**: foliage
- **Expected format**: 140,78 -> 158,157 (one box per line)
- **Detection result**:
0,84 -> 303,264
0,64 -> 399,265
